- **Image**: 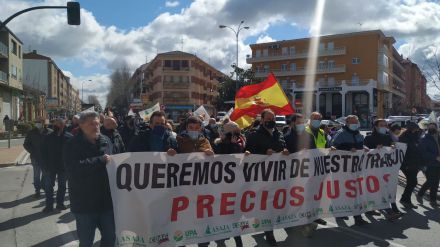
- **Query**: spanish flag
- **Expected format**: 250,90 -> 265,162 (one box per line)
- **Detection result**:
230,73 -> 295,128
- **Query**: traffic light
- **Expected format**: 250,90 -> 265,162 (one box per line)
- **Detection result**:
67,2 -> 80,25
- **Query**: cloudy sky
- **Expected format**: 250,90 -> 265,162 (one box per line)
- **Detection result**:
1,0 -> 440,105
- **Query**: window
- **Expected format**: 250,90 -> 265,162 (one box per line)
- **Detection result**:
164,60 -> 172,67
11,40 -> 17,55
318,61 -> 326,70
383,55 -> 389,68
328,60 -> 335,69
263,49 -> 268,57
282,47 -> 288,55
181,60 -> 189,68
256,50 -> 261,57
172,60 -> 180,70
18,46 -> 21,58
383,72 -> 389,85
10,65 -> 17,79
281,64 -> 287,71
263,65 -> 269,72
352,57 -> 361,64
289,47 -> 296,55
352,73 -> 360,84
354,93 -> 368,105
290,63 -> 296,71
319,43 -> 325,51
327,42 -> 334,50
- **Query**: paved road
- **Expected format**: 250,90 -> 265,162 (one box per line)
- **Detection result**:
0,138 -> 25,148
0,164 -> 439,247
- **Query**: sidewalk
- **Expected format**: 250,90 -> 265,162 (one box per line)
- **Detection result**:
0,146 -> 29,167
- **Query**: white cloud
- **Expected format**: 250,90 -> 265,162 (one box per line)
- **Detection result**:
165,1 -> 180,8
63,70 -> 110,107
256,35 -> 276,44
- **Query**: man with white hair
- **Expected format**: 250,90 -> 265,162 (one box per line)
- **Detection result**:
64,111 -> 115,247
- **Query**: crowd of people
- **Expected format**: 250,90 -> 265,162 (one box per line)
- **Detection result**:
22,108 -> 440,247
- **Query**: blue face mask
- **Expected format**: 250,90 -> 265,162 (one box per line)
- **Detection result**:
295,124 -> 305,133
187,131 -> 200,140
349,124 -> 360,131
311,120 -> 321,129
152,125 -> 165,136
377,127 -> 387,135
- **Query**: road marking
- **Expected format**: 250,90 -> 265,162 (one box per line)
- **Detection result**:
323,221 -> 407,247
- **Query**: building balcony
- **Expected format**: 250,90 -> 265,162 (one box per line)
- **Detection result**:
246,47 -> 346,63
163,97 -> 190,105
0,42 -> 8,58
162,67 -> 190,72
163,81 -> 190,89
254,64 -> 346,78
291,79 -> 376,90
0,70 -> 7,83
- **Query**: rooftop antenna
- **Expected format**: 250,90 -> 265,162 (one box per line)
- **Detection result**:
357,22 -> 362,30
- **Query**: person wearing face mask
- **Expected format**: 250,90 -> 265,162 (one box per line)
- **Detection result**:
417,123 -> 440,207
205,118 -> 220,145
330,115 -> 370,226
306,112 -> 328,149
389,123 -> 402,142
210,121 -> 245,247
284,113 -> 326,234
100,117 -> 125,154
284,114 -> 315,153
41,118 -> 73,213
23,118 -> 53,198
176,116 -> 213,155
246,109 -> 289,246
364,119 -> 402,221
399,121 -> 422,209
129,111 -> 177,155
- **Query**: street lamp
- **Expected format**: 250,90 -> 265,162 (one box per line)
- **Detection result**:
82,79 -> 92,103
219,20 -> 250,91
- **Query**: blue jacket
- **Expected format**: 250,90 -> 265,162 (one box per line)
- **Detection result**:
330,126 -> 364,151
419,134 -> 440,167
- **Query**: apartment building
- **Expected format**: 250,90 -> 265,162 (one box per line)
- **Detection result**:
23,50 -> 81,119
246,30 -> 408,125
130,51 -> 225,121
0,25 -> 23,130
402,59 -> 431,113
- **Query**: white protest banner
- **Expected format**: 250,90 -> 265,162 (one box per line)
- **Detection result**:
80,106 -> 95,114
107,143 -> 406,247
194,105 -> 210,125
139,103 -> 161,121
127,109 -> 135,116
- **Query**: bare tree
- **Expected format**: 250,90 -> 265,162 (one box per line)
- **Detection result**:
106,67 -> 132,113
88,94 -> 102,112
422,48 -> 440,94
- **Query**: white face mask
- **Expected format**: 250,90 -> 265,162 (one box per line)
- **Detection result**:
349,124 -> 360,131
35,123 -> 42,129
187,131 -> 200,140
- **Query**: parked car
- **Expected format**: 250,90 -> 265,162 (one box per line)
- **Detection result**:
275,115 -> 286,127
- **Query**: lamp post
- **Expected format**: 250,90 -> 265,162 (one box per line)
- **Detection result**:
219,20 -> 250,91
82,79 -> 92,103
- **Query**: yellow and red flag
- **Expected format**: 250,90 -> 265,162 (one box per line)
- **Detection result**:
230,73 -> 295,128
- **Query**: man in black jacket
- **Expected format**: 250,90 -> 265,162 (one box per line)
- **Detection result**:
64,111 -> 115,247
246,109 -> 289,247
23,119 -> 52,198
41,119 -> 72,212
129,111 -> 178,155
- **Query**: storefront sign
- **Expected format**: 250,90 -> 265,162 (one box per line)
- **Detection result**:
319,87 -> 342,92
